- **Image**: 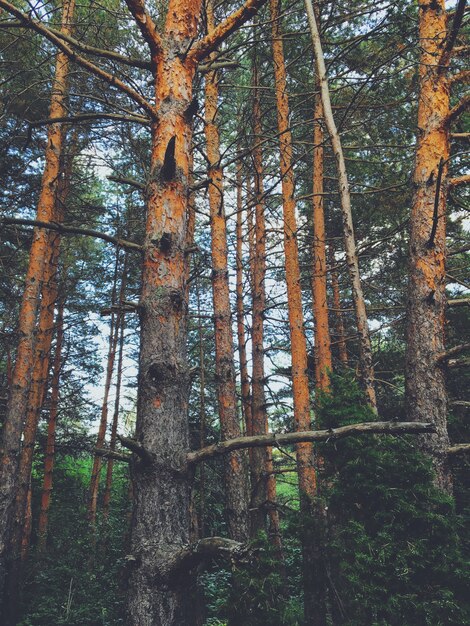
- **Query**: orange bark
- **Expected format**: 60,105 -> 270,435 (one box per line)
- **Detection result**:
269,0 -> 316,501
305,0 -> 376,411
37,290 -> 65,552
405,0 -> 452,492
204,0 -> 248,541
15,133 -> 77,563
0,0 -> 75,605
312,93 -> 332,390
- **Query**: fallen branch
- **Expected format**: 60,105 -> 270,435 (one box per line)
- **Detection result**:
187,422 -> 435,465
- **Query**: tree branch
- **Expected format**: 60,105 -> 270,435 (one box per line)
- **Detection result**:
1,217 -> 143,252
0,0 -> 156,118
124,0 -> 162,58
108,175 -> 146,190
0,19 -> 152,69
28,113 -> 150,128
187,422 -> 435,465
95,448 -> 131,462
448,298 -> 470,307
440,0 -> 467,68
189,0 -> 267,62
448,174 -> 470,188
448,443 -> 470,455
117,435 -> 152,464
445,94 -> 470,125
436,343 -> 470,363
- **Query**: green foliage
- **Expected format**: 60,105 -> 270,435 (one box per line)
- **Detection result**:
316,374 -> 470,626
201,535 -> 302,626
19,457 -> 130,626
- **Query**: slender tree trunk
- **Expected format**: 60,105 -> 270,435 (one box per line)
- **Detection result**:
204,0 -> 249,542
102,312 -> 126,520
196,278 -> 207,538
250,48 -> 271,537
304,0 -> 376,410
269,0 -> 324,621
88,259 -> 121,525
405,0 -> 451,493
0,0 -> 75,607
14,132 -> 77,568
312,92 -> 332,390
37,290 -> 65,552
328,243 -> 348,366
235,157 -> 252,438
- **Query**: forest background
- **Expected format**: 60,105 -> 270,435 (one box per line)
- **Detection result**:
0,0 -> 469,624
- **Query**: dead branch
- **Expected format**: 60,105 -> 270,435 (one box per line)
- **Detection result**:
436,343 -> 470,363
187,422 -> 435,465
1,217 -> 143,252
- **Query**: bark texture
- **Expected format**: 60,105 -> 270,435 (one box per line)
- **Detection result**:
304,0 -> 376,410
204,0 -> 249,541
312,92 -> 332,390
405,0 -> 452,493
250,49 -> 272,537
37,290 -> 65,551
269,1 -> 321,620
0,0 -> 75,609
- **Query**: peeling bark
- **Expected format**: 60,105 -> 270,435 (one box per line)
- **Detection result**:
405,0 -> 452,493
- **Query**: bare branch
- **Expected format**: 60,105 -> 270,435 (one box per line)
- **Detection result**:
448,443 -> 470,455
0,19 -> 152,69
448,175 -> 470,188
189,0 -> 267,62
95,448 -> 130,462
0,0 -> 156,118
440,0 -> 467,67
117,435 -> 152,464
108,175 -> 146,190
445,94 -> 470,125
187,422 -> 435,465
124,0 -> 162,58
28,113 -> 150,128
436,343 -> 470,363
1,217 -> 143,252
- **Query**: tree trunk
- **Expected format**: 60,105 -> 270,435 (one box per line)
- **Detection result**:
88,258 -> 121,525
235,157 -> 252,438
204,0 -> 249,542
269,0 -> 323,621
127,6 -> 200,623
37,289 -> 65,552
405,0 -> 451,493
14,131 -> 77,568
126,0 -> 264,620
312,92 -> 332,390
250,47 -> 271,537
0,0 -> 75,608
102,311 -> 126,520
329,243 -> 348,366
304,0 -> 376,410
